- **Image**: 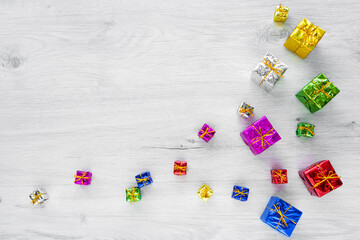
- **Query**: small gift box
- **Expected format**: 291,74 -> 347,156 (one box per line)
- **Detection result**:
126,187 -> 141,203
237,102 -> 254,118
197,184 -> 213,202
284,18 -> 326,59
198,123 -> 216,142
135,171 -> 153,188
298,160 -> 342,197
240,116 -> 281,155
174,161 -> 187,175
260,196 -> 302,237
296,123 -> 315,138
274,4 -> 289,22
74,171 -> 92,185
231,185 -> 249,201
29,189 -> 49,205
296,73 -> 340,113
250,52 -> 288,92
271,169 -> 288,184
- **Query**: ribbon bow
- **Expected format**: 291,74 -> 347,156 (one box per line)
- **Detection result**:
312,165 -> 341,190
174,162 -> 187,174
127,187 -> 140,203
298,125 -> 315,136
234,188 -> 248,198
31,192 -> 45,205
136,174 -> 150,184
272,170 -> 287,183
304,80 -> 333,105
199,185 -> 212,198
267,203 -> 297,229
74,172 -> 90,185
250,126 -> 275,149
295,20 -> 322,49
199,127 -> 215,139
239,106 -> 253,117
259,58 -> 284,86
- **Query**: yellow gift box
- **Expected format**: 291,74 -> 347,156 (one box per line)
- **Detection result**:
284,18 -> 325,59
274,4 -> 289,22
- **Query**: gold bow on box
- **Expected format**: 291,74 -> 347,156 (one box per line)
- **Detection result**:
274,4 -> 289,22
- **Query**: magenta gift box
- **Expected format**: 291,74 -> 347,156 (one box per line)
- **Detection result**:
74,171 -> 92,185
198,123 -> 216,142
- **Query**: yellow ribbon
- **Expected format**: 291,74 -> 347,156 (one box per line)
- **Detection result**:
126,187 -> 140,203
304,80 -> 332,105
259,58 -> 284,86
312,165 -> 341,190
136,174 -> 150,184
31,192 -> 45,205
174,162 -> 187,174
294,20 -> 322,50
234,188 -> 248,198
239,106 -> 253,117
298,125 -> 315,136
266,203 -> 297,229
250,126 -> 274,149
74,172 -> 90,185
272,170 -> 287,183
199,127 -> 215,139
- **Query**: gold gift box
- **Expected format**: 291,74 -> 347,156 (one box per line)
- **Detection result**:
274,4 -> 289,22
284,18 -> 325,59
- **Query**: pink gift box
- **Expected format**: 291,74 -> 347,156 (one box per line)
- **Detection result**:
74,171 -> 92,185
198,124 -> 215,142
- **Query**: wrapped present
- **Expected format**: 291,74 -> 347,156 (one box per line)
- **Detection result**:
260,196 -> 302,237
296,123 -> 315,138
231,185 -> 249,201
29,189 -> 49,205
284,18 -> 326,59
197,184 -> 213,202
296,73 -> 340,113
240,116 -> 281,155
74,170 -> 92,185
271,169 -> 288,184
298,160 -> 342,197
198,123 -> 216,142
174,161 -> 187,175
237,102 -> 254,118
126,187 -> 141,203
135,171 -> 153,188
274,4 -> 289,22
250,52 -> 288,92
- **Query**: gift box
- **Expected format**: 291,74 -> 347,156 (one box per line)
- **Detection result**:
135,171 -> 153,188
174,161 -> 187,175
296,123 -> 315,138
126,187 -> 141,203
197,184 -> 213,202
198,124 -> 216,142
296,73 -> 340,113
29,189 -> 49,205
231,185 -> 249,201
271,169 -> 288,184
298,160 -> 342,197
74,171 -> 92,185
240,116 -> 281,155
260,196 -> 302,237
284,18 -> 326,59
250,52 -> 288,92
238,102 -> 254,118
274,4 -> 289,22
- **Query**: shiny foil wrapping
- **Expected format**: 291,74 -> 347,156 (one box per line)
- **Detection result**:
284,18 -> 325,59
198,123 -> 216,142
126,187 -> 141,203
298,160 -> 342,197
174,161 -> 187,175
135,171 -> 153,188
29,189 -> 49,205
237,101 -> 254,118
296,123 -> 315,138
197,184 -> 213,202
273,4 -> 289,22
251,52 -> 288,92
260,196 -> 302,237
240,116 -> 281,155
271,169 -> 288,184
74,170 -> 92,185
296,73 -> 340,113
231,185 -> 249,201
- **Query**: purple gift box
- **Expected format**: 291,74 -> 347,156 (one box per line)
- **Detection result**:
198,123 -> 216,142
74,171 -> 92,185
240,116 -> 281,155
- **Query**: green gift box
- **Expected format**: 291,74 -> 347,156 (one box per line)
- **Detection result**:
296,123 -> 315,138
296,73 -> 340,113
126,187 -> 141,203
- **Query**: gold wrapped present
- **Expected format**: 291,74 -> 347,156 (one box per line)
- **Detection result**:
274,4 -> 289,22
284,18 -> 325,59
197,184 -> 213,202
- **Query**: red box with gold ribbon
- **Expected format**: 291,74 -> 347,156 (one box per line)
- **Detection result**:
298,160 -> 342,197
271,169 -> 288,184
174,161 -> 187,175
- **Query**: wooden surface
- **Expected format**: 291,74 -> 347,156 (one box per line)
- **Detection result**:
0,0 -> 360,239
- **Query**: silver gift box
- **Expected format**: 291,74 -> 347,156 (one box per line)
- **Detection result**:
250,52 -> 288,91
29,189 -> 49,205
237,101 -> 254,118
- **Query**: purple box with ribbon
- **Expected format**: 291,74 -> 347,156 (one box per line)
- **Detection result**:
74,171 -> 92,185
198,123 -> 216,142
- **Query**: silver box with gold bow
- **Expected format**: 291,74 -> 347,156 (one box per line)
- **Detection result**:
29,189 -> 49,205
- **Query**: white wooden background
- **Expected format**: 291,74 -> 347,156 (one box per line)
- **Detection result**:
0,0 -> 359,239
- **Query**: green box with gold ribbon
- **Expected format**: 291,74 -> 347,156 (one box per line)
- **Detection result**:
296,123 -> 315,138
126,187 -> 141,203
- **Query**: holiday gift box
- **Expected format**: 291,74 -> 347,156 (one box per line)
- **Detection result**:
296,73 -> 339,113
174,161 -> 187,175
274,4 -> 289,22
74,171 -> 92,185
271,169 -> 288,184
231,185 -> 249,201
240,116 -> 281,155
198,123 -> 216,142
250,52 -> 288,92
296,123 -> 315,138
135,171 -> 153,188
298,160 -> 342,197
260,196 -> 302,237
284,18 -> 325,59
197,184 -> 213,202
126,187 -> 141,203
30,189 -> 49,205
238,101 -> 254,118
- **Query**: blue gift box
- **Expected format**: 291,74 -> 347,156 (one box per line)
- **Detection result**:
260,196 -> 302,237
135,171 -> 153,188
231,185 -> 249,201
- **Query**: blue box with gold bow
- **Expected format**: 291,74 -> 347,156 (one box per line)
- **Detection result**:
135,171 -> 153,188
260,196 -> 302,237
231,185 -> 249,201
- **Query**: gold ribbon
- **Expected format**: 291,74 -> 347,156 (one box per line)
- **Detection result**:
250,126 -> 274,149
294,20 -> 322,51
304,80 -> 332,105
298,125 -> 315,136
74,172 -> 90,185
266,203 -> 297,229
272,170 -> 287,183
239,106 -> 253,117
234,187 -> 248,198
312,165 -> 341,190
259,58 -> 284,86
174,162 -> 187,174
199,127 -> 215,139
126,187 -> 140,203
198,185 -> 212,199
31,192 -> 45,205
136,174 -> 150,184
277,4 -> 288,17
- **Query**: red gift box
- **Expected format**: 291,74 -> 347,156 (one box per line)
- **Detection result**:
174,161 -> 187,175
271,169 -> 288,184
298,160 -> 342,197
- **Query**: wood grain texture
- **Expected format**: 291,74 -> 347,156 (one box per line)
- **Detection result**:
0,0 -> 360,239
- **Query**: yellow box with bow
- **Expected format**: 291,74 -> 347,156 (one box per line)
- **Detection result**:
274,4 -> 289,22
